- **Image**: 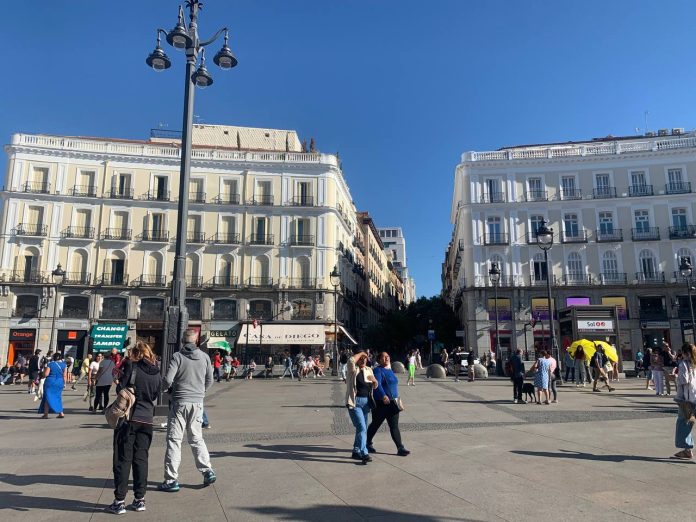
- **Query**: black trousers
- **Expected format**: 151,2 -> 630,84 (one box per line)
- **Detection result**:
366,402 -> 403,450
113,422 -> 153,501
512,376 -> 524,401
214,367 -> 221,382
94,385 -> 111,410
564,365 -> 575,382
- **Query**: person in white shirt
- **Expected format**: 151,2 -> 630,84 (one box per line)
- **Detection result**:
407,351 -> 416,386
87,354 -> 101,412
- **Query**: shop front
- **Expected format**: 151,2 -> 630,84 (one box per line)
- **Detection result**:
640,321 -> 671,351
8,328 -> 36,364
558,305 -> 621,366
237,322 -> 326,363
57,329 -> 88,360
205,322 -> 241,354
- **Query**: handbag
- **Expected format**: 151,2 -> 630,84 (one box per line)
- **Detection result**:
381,371 -> 405,412
104,367 -> 137,429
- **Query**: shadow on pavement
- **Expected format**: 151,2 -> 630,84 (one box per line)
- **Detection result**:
210,443 -> 354,465
281,405 -> 343,409
0,491 -> 100,513
241,504 -> 484,521
511,449 -> 690,463
0,472 -> 112,489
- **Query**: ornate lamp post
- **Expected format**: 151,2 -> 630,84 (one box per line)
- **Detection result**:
535,219 -> 560,369
679,257 -> 696,343
146,1 -> 237,374
488,262 -> 503,376
330,265 -> 341,376
48,264 -> 66,354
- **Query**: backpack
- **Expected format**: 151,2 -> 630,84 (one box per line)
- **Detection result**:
104,367 -> 137,429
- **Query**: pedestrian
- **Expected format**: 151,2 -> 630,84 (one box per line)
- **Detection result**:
452,349 -> 462,382
212,351 -> 222,383
231,357 -> 240,379
38,352 -> 67,419
339,350 -> 348,382
644,347 -> 654,390
545,351 -> 559,404
662,342 -> 677,395
415,349 -> 423,370
345,351 -> 377,464
65,355 -> 74,385
650,346 -> 665,395
280,351 -> 295,379
407,350 -> 416,386
105,341 -> 162,515
367,352 -> 409,456
591,346 -> 615,393
72,353 -> 92,390
94,353 -> 116,413
440,348 -> 449,374
529,350 -> 551,405
510,348 -> 525,403
467,351 -> 476,382
563,347 -> 575,383
27,349 -> 42,395
245,359 -> 256,379
87,354 -> 101,410
0,361 -> 11,385
672,343 -> 696,460
635,349 -> 644,378
158,329 -> 216,492
574,346 -> 586,387
264,356 -> 274,378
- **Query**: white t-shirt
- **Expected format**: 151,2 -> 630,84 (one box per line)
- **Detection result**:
409,356 -> 416,365
89,361 -> 99,376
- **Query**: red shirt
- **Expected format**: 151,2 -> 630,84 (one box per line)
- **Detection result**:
213,354 -> 222,368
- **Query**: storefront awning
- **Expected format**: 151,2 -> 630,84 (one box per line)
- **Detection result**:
339,325 -> 358,345
238,323 -> 325,345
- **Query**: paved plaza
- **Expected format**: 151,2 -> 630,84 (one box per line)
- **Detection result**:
0,371 -> 690,521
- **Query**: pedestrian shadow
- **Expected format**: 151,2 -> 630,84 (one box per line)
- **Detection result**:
210,443 -> 354,465
0,473 -> 113,489
241,504 -> 484,521
0,491 -> 100,513
511,449 -> 688,463
281,405 -> 343,409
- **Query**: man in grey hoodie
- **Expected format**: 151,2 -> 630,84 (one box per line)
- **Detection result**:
158,329 -> 215,492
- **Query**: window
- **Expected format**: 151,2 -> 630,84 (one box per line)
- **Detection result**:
677,248 -> 692,269
668,168 -> 684,185
292,299 -> 313,320
487,216 -> 501,236
530,215 -> 544,239
189,179 -> 204,201
564,213 -> 579,238
602,251 -> 619,276
117,173 -> 131,196
567,252 -> 583,276
484,179 -> 502,202
639,250 -> 657,278
631,171 -> 646,187
532,253 -> 547,282
185,299 -> 201,320
248,299 -> 272,320
139,298 -> 164,321
527,178 -> 544,200
256,180 -> 272,203
599,212 -> 614,234
62,296 -> 89,318
213,299 -> 237,320
112,211 -> 128,233
101,297 -> 127,319
14,295 -> 39,317
561,176 -> 577,198
296,181 -> 312,205
154,176 -> 168,200
151,213 -> 165,234
595,173 -> 611,196
634,210 -> 650,232
221,179 -> 239,203
672,208 -> 688,229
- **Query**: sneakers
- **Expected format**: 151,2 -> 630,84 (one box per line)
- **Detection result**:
361,454 -> 372,464
351,451 -> 362,460
203,470 -> 216,486
202,424 -> 211,429
105,500 -> 126,515
130,498 -> 146,512
366,444 -> 376,454
397,447 -> 411,457
157,480 -> 180,493
513,399 -> 518,404
519,399 -> 527,404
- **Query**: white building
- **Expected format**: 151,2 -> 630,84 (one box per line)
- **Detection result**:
378,227 -> 416,304
443,129 -> 696,361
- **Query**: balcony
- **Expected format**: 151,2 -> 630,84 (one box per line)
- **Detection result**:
207,276 -> 239,288
631,227 -> 660,241
189,191 -> 206,204
250,195 -> 274,206
561,188 -> 582,201
144,190 -> 171,202
288,278 -> 317,289
474,275 -> 517,287
289,234 -> 315,246
668,225 -> 696,239
101,228 -> 132,241
599,272 -> 628,285
592,187 -> 617,199
62,272 -> 91,285
137,230 -> 169,242
213,193 -> 240,205
528,276 -> 550,287
248,277 -> 274,288
595,228 -> 623,242
290,195 -> 315,207
561,230 -> 589,243
458,239 -> 465,251
666,182 -> 691,194
70,185 -> 97,197
483,232 -> 509,245
108,188 -> 134,199
186,276 -> 203,288
629,184 -> 654,197
99,273 -> 129,286
561,273 -> 592,285
635,272 -> 666,284
23,181 -> 51,194
13,223 -> 48,237
210,232 -> 240,245
61,226 -> 95,240
524,190 -> 548,202
132,275 -> 167,287
480,192 -> 506,204
187,231 -> 206,243
9,270 -> 45,283
248,234 -> 274,246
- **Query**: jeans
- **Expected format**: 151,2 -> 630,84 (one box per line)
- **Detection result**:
339,363 -> 347,380
113,422 -> 153,501
348,396 -> 371,456
164,402 -> 213,482
549,376 -> 558,400
564,364 -> 575,382
94,385 -> 111,410
653,371 -> 665,395
367,401 -> 403,450
512,376 -> 524,401
213,367 -> 221,382
280,366 -> 295,379
202,409 -> 209,427
675,407 -> 694,449
574,360 -> 585,385
0,374 -> 11,385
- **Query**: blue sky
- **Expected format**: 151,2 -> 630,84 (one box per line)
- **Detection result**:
3,1 -> 696,297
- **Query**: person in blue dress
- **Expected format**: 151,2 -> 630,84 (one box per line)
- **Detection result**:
529,350 -> 551,405
38,352 -> 67,419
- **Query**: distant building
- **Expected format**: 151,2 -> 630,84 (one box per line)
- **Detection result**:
378,227 -> 416,304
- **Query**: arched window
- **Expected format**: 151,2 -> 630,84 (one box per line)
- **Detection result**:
216,255 -> 235,286
566,252 -> 583,281
212,299 -> 237,320
101,296 -> 128,319
62,296 -> 89,318
677,247 -> 692,269
639,249 -> 658,281
14,295 -> 39,317
139,298 -> 164,321
17,247 -> 41,283
248,299 -> 272,320
146,253 -> 163,285
106,250 -> 127,285
70,249 -> 88,279
601,251 -> 620,283
252,256 -> 270,286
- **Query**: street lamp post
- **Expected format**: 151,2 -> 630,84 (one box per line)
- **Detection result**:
48,264 -> 66,354
535,219 -> 560,371
146,1 -> 237,374
489,262 -> 503,376
679,257 -> 696,344
330,265 -> 341,377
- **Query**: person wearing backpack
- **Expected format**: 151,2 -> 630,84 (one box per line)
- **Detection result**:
105,341 -> 162,515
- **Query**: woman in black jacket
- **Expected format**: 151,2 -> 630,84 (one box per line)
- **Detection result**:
106,341 -> 162,515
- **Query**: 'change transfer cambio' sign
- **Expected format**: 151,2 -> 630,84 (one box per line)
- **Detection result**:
90,324 -> 128,353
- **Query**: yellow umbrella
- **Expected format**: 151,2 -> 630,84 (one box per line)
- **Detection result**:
594,340 -> 618,362
568,339 -> 596,360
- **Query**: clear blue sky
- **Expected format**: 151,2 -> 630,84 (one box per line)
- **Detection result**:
3,1 -> 696,297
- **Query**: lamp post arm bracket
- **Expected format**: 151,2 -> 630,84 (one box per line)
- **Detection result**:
199,27 -> 228,47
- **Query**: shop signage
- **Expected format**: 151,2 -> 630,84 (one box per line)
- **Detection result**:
577,319 -> 614,332
641,321 -> 670,329
9,329 -> 35,341
90,324 -> 129,353
58,330 -> 87,342
238,324 -> 325,345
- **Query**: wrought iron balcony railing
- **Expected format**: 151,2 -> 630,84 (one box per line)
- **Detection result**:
13,223 -> 48,237
101,228 -> 132,241
62,272 -> 92,285
249,194 -> 274,206
289,234 -> 315,246
213,193 -> 241,204
561,230 -> 588,243
23,181 -> 51,194
592,187 -> 617,199
99,273 -> 129,286
524,190 -> 548,202
288,278 -> 317,289
189,191 -> 206,203
631,227 -> 660,241
61,226 -> 95,239
480,192 -> 506,204
207,276 -> 239,288
144,190 -> 171,202
560,188 -> 582,200
132,275 -> 167,287
186,276 -> 203,288
108,188 -> 134,199
668,225 -> 696,239
210,232 -> 241,245
483,232 -> 509,245
635,271 -> 666,284
70,185 -> 97,197
599,272 -> 628,285
137,230 -> 169,242
595,228 -> 623,242
561,273 -> 593,285
629,184 -> 653,197
290,195 -> 315,207
666,182 -> 691,194
248,277 -> 274,287
249,234 -> 274,246
9,270 -> 45,283
187,231 -> 206,243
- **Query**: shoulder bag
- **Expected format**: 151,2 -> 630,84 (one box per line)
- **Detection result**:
381,370 -> 404,412
104,367 -> 137,429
